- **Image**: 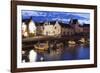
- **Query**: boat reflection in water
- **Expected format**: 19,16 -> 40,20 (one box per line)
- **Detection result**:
22,41 -> 90,62
35,43 -> 90,62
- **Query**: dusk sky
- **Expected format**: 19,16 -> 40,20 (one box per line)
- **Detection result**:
22,10 -> 90,24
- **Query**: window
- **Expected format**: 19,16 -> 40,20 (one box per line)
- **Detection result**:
46,31 -> 48,35
43,27 -> 44,30
55,27 -> 56,29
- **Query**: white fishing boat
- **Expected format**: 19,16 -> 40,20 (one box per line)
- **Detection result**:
79,38 -> 86,43
68,40 -> 76,45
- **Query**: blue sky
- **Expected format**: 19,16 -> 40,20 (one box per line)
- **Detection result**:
22,10 -> 90,24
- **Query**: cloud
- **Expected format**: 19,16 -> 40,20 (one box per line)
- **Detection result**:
22,10 -> 47,17
22,10 -> 90,24
78,19 -> 90,24
72,13 -> 90,20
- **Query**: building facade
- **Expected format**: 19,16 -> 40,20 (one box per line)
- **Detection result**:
28,19 -> 37,36
22,18 -> 90,37
41,21 -> 61,36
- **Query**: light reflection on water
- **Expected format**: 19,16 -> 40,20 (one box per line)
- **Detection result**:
36,44 -> 90,62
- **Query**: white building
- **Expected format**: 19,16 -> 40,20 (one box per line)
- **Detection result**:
54,21 -> 61,36
28,19 -> 37,36
42,22 -> 54,36
42,21 -> 61,36
22,22 -> 28,37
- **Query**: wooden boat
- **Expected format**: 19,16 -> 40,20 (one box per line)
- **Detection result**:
34,42 -> 49,51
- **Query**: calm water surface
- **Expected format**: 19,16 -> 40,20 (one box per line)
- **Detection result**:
36,44 -> 90,61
